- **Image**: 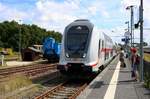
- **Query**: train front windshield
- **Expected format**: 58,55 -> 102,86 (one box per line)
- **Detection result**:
65,26 -> 89,58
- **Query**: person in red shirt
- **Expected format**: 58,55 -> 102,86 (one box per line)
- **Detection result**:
131,48 -> 139,81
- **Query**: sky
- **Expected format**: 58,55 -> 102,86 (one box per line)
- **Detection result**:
0,0 -> 150,44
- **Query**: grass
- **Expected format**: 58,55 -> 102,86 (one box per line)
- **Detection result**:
143,58 -> 150,89
0,74 -> 45,99
4,54 -> 19,60
0,74 -> 44,99
144,72 -> 150,88
0,74 -> 32,96
6,84 -> 43,99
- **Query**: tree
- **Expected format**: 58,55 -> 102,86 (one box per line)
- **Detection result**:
0,20 -> 62,51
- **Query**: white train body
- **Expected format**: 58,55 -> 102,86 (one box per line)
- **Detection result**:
57,19 -> 114,74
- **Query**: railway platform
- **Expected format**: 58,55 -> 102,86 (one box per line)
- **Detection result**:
77,56 -> 150,99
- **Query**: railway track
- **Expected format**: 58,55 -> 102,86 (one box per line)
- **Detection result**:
0,63 -> 57,81
34,80 -> 88,99
3,56 -> 113,98
3,73 -> 64,99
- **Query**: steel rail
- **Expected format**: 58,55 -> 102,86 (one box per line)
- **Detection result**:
34,81 -> 88,99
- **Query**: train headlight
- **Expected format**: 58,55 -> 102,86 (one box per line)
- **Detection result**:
66,53 -> 69,57
83,53 -> 86,58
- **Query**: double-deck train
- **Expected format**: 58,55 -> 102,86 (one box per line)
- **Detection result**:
57,19 -> 116,75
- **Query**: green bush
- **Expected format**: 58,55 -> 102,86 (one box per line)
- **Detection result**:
144,60 -> 150,89
144,72 -> 150,88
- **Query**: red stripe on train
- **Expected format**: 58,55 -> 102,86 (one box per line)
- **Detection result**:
90,62 -> 98,67
101,48 -> 113,53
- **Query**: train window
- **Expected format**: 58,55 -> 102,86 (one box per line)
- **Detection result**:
66,26 -> 89,51
102,40 -> 104,48
99,40 -> 101,50
98,40 -> 101,57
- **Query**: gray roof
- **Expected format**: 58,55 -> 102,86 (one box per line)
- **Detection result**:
65,19 -> 94,32
28,47 -> 42,53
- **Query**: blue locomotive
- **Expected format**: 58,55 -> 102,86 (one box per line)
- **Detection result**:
42,37 -> 61,62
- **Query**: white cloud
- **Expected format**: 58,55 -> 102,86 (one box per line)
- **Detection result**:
143,0 -> 150,27
36,0 -> 79,15
121,0 -> 150,27
32,0 -> 110,32
33,0 -> 81,32
0,0 -> 80,32
121,0 -> 139,7
0,0 -> 110,33
120,0 -> 139,18
0,2 -> 29,22
121,0 -> 150,44
0,0 -> 149,44
88,6 -> 97,15
0,3 -> 5,11
87,1 -> 110,18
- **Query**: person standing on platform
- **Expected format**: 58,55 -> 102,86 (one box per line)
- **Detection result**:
131,48 -> 139,81
119,48 -> 126,68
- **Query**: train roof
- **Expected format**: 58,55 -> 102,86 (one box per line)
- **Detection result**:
66,19 -> 94,31
103,33 -> 113,43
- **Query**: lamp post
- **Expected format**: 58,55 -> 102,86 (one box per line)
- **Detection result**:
126,6 -> 134,47
19,21 -> 21,61
139,0 -> 144,82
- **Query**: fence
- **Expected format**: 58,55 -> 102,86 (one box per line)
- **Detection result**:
0,54 -> 5,66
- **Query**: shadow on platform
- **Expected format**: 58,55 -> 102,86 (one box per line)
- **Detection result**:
89,81 -> 104,89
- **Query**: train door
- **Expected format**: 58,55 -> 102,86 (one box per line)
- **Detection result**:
102,40 -> 105,61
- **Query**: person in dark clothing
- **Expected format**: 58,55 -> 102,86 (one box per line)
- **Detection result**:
119,48 -> 126,68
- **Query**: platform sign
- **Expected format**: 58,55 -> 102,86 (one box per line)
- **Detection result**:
122,38 -> 130,43
124,31 -> 130,37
